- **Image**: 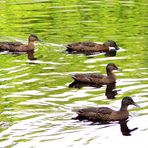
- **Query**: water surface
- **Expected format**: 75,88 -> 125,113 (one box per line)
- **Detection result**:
0,0 -> 148,147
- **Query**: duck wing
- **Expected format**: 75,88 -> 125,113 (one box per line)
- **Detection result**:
77,107 -> 113,121
67,42 -> 97,48
66,42 -> 103,53
81,42 -> 98,47
0,42 -> 23,51
81,42 -> 108,52
71,73 -> 104,83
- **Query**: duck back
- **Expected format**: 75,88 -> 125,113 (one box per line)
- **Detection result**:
66,42 -> 108,53
77,107 -> 113,121
0,42 -> 23,51
71,73 -> 104,83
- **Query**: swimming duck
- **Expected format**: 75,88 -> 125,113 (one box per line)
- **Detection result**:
74,96 -> 139,121
70,63 -> 119,84
66,40 -> 119,55
0,34 -> 40,60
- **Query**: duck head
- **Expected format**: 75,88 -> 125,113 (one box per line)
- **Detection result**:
106,63 -> 119,72
28,34 -> 41,42
103,40 -> 120,51
122,96 -> 140,108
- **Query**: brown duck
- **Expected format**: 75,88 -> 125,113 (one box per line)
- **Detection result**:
66,40 -> 119,55
74,96 -> 140,121
0,34 -> 40,60
71,63 -> 119,84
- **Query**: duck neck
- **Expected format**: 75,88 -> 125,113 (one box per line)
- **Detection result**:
28,41 -> 35,50
106,68 -> 113,76
28,40 -> 35,45
120,104 -> 128,111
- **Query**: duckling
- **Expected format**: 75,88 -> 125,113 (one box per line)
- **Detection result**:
0,34 -> 40,60
66,40 -> 119,55
74,97 -> 140,121
70,63 -> 119,84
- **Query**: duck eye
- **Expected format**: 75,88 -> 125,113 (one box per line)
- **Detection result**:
129,99 -> 133,103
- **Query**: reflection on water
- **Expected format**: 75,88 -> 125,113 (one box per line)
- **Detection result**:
69,81 -> 118,99
0,0 -> 148,147
119,120 -> 138,136
105,82 -> 119,99
73,119 -> 138,136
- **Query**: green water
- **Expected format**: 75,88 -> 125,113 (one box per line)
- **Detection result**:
0,0 -> 148,147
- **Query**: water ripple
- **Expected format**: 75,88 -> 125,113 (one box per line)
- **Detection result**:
3,90 -> 44,98
0,0 -> 148,147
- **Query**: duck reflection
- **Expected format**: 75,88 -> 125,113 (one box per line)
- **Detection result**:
119,119 -> 138,136
69,80 -> 103,89
73,118 -> 138,136
105,82 -> 119,99
69,81 -> 118,99
105,49 -> 117,57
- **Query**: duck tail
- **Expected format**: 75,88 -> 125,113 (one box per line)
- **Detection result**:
0,43 -> 6,51
66,44 -> 71,48
69,80 -> 82,88
70,73 -> 78,80
66,44 -> 74,52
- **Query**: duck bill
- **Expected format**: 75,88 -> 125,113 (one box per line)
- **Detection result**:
38,38 -> 42,42
117,68 -> 122,72
116,47 -> 120,50
133,102 -> 140,108
36,37 -> 42,42
115,67 -> 122,72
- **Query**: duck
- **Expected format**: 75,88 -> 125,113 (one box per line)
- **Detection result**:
66,40 -> 119,55
74,96 -> 140,122
70,63 -> 119,85
0,34 -> 41,60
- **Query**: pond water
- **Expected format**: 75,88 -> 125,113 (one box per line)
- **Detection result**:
0,0 -> 148,147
